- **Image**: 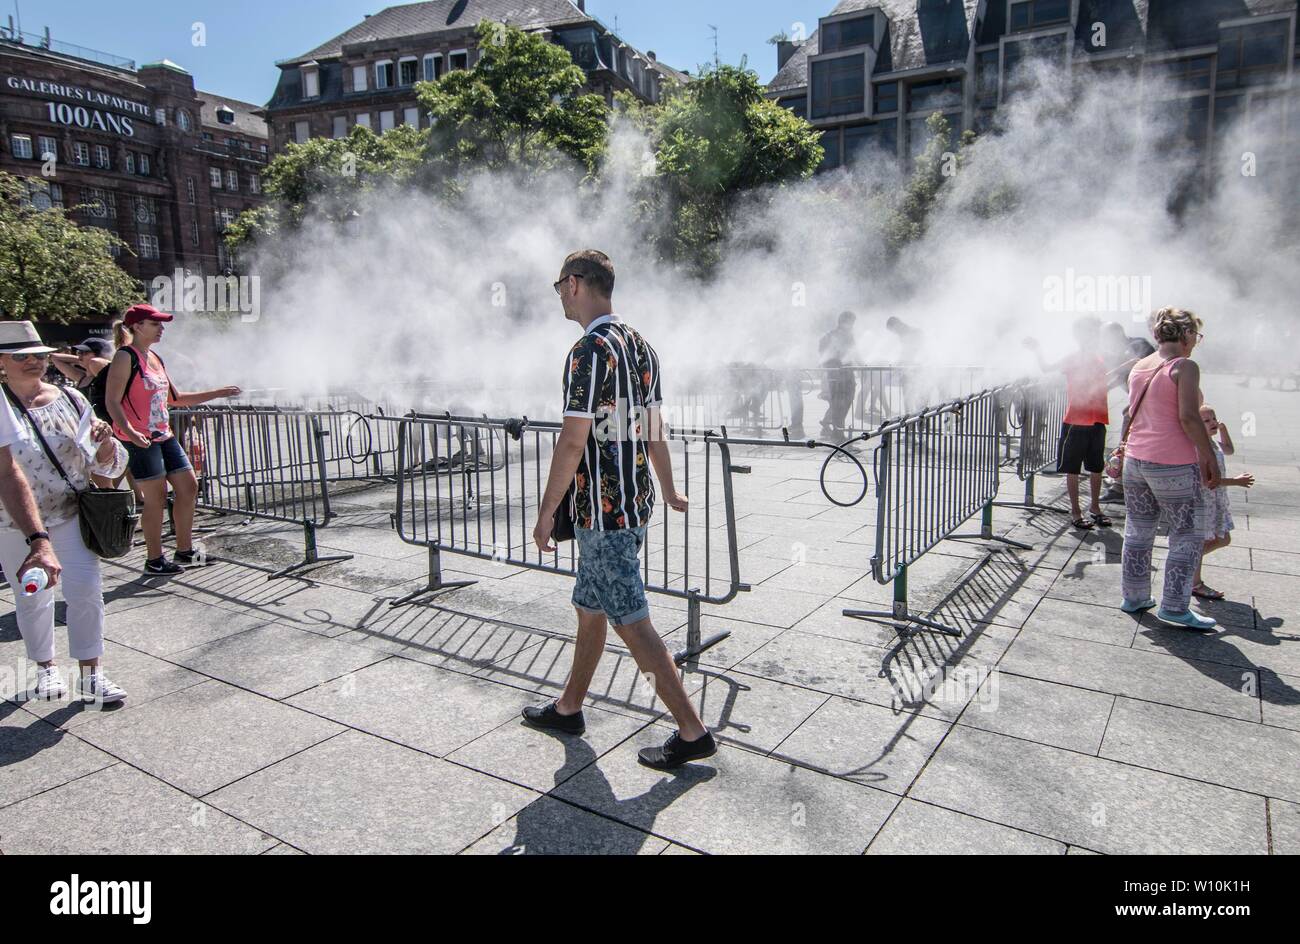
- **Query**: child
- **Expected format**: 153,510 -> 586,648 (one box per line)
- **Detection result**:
1024,316 -> 1111,530
1193,405 -> 1255,601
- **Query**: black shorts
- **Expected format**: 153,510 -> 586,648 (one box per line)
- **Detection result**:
1056,422 -> 1106,475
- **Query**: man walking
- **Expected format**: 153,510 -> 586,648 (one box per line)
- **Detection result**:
527,250 -> 716,770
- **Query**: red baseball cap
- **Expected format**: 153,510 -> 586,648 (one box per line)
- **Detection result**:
123,303 -> 174,327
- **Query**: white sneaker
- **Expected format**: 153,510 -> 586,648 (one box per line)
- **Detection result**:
75,671 -> 127,706
33,665 -> 67,700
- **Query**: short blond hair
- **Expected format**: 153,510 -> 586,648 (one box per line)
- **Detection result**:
1149,307 -> 1202,344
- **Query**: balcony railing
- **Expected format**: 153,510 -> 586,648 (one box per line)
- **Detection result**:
0,28 -> 135,71
195,141 -> 269,164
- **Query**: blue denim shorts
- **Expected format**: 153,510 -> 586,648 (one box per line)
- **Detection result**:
572,526 -> 649,626
125,435 -> 192,482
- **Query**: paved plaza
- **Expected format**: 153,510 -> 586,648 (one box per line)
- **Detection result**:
1,375 -> 1297,855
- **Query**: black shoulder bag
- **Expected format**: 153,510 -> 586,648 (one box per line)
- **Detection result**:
3,386 -> 139,559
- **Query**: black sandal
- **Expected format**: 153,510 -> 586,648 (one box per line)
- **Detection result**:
1071,517 -> 1094,531
1090,512 -> 1112,528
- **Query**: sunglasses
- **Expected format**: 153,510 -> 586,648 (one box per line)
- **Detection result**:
6,352 -> 50,362
552,274 -> 583,295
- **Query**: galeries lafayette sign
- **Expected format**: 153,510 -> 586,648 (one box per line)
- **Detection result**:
6,75 -> 151,137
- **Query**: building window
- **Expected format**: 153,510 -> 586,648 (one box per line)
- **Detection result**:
356,113 -> 372,129
380,110 -> 396,132
85,188 -> 116,219
178,109 -> 192,132
303,67 -> 320,99
249,174 -> 261,194
423,53 -> 443,81
399,57 -> 419,85
1003,32 -> 1068,98
375,60 -> 395,89
778,95 -> 808,119
138,154 -> 151,176
449,50 -> 469,71
1008,0 -> 1070,33
93,144 -> 111,169
185,176 -> 195,203
10,134 -> 33,159
72,142 -> 91,166
332,115 -> 348,138
1147,55 -> 1213,93
403,106 -> 420,127
818,129 -> 842,170
1217,18 -> 1289,90
37,135 -> 57,161
154,107 -> 167,125
975,49 -> 1000,107
125,152 -> 136,174
226,169 -> 239,191
191,220 -> 199,247
810,54 -> 866,120
908,77 -> 963,113
138,234 -> 160,259
844,120 -> 897,164
134,197 -> 158,225
874,81 -> 898,114
210,167 -> 223,188
294,120 -> 310,143
352,64 -> 368,92
820,15 -> 873,54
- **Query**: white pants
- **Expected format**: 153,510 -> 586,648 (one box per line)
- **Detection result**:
0,517 -> 105,663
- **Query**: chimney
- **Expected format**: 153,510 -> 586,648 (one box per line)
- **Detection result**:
647,50 -> 656,61
575,0 -> 586,12
777,39 -> 798,70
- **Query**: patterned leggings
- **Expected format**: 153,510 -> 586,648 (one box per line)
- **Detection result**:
1121,458 -> 1206,614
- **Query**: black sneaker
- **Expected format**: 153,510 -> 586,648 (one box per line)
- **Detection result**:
144,556 -> 183,575
174,549 -> 208,567
637,730 -> 717,770
521,701 -> 585,735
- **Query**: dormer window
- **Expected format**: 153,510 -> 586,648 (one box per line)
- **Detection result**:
302,63 -> 320,99
1008,0 -> 1070,33
810,53 -> 867,119
216,105 -> 236,125
820,13 -> 874,54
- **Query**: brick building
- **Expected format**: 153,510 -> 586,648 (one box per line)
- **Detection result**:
768,0 -> 1299,175
0,28 -> 268,302
262,0 -> 686,153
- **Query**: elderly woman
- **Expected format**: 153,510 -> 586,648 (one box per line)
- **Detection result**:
1119,308 -> 1220,630
0,322 -> 129,704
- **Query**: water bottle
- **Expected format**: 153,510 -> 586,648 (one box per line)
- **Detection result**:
19,567 -> 48,596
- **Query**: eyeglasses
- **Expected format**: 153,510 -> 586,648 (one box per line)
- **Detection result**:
7,353 -> 49,362
553,274 -> 583,295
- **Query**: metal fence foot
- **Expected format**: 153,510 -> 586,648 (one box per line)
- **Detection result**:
951,501 -> 1034,551
673,595 -> 730,666
268,521 -> 353,581
843,607 -> 963,638
388,546 -> 477,608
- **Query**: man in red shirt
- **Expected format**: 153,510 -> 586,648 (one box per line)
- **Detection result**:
1025,316 -> 1111,530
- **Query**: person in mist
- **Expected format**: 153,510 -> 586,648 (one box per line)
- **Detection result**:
818,310 -> 858,436
527,250 -> 715,771
105,305 -> 241,576
885,316 -> 923,414
1192,403 -> 1253,601
1097,321 -> 1157,502
1024,316 -> 1111,530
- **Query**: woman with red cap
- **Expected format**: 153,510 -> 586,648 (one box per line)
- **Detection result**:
104,304 -> 240,575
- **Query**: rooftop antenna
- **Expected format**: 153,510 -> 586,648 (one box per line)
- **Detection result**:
708,24 -> 719,66
13,0 -> 21,35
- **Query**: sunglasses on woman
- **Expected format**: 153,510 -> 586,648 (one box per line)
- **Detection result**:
6,353 -> 50,362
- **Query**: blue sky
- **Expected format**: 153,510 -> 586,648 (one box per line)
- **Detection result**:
26,0 -> 831,105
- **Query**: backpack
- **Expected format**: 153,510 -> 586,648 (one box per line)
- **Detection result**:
107,347 -> 178,426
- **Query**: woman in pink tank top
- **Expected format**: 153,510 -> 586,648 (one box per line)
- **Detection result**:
1119,308 -> 1221,629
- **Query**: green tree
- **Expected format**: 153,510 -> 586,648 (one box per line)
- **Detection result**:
417,21 -> 609,176
884,112 -> 976,252
0,171 -> 139,323
226,123 -> 425,254
643,62 -> 823,269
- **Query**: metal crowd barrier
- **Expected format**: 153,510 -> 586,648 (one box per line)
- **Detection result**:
171,407 -> 353,579
993,379 -> 1069,512
383,411 -> 752,664
842,385 -> 1032,637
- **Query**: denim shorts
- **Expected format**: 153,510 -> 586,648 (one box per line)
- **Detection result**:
572,526 -> 649,626
124,435 -> 192,482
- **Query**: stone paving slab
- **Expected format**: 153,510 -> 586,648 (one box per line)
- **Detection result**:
206,729 -> 536,855
866,798 -> 1068,855
1099,697 -> 1300,802
1273,800 -> 1300,855
911,725 -> 1268,855
553,730 -> 899,855
99,594 -> 270,657
74,680 -> 343,796
958,673 -> 1115,755
0,703 -> 117,808
462,795 -> 670,855
0,763 -> 277,854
